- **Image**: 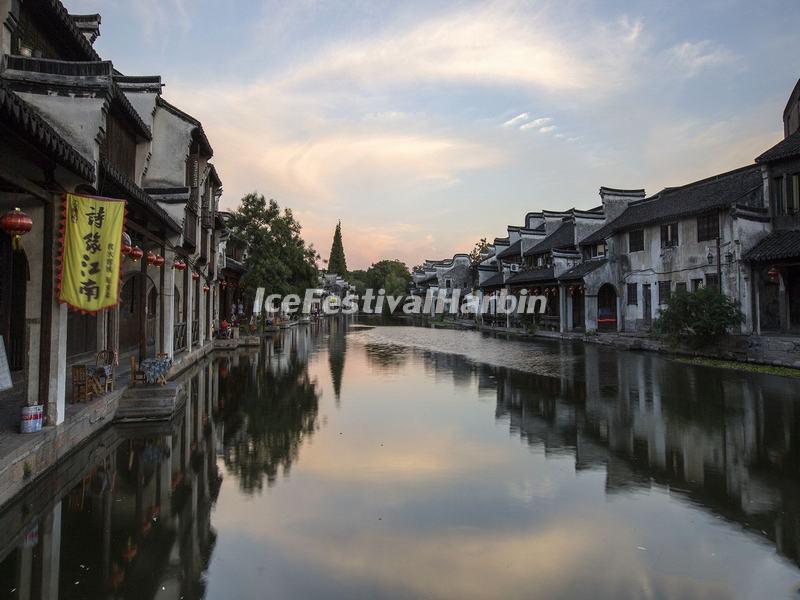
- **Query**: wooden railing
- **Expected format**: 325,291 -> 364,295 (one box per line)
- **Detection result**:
174,322 -> 187,352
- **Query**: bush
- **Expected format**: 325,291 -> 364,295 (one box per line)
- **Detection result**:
655,287 -> 742,347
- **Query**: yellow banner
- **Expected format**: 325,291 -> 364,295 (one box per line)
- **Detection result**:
59,194 -> 126,313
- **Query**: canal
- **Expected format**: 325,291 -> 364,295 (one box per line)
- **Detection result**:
1,319 -> 800,599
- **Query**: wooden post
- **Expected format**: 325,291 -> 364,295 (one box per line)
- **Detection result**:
159,244 -> 166,353
138,254 -> 147,362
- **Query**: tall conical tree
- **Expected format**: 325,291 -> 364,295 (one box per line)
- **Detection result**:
327,220 -> 348,276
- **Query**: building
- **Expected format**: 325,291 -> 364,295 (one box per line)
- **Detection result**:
477,78 -> 800,337
0,1 -> 232,436
745,81 -> 800,334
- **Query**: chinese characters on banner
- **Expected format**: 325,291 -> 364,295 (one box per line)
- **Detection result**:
59,194 -> 126,313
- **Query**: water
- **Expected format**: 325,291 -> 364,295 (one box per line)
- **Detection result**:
2,320 -> 800,599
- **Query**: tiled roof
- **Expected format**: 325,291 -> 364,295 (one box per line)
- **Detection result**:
3,56 -> 152,142
99,158 -> 181,234
33,0 -> 102,61
582,165 -> 763,245
558,259 -> 608,281
0,80 -> 94,181
743,230 -> 800,262
523,221 -> 575,256
755,131 -> 800,164
478,272 -> 505,288
496,239 -> 522,260
506,267 -> 556,285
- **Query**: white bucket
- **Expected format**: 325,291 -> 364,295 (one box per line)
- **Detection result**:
21,405 -> 43,433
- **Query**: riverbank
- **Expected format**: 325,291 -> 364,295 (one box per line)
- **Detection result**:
405,315 -> 800,372
0,334 -> 261,507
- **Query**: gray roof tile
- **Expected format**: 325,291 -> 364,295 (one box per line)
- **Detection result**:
581,165 -> 763,245
744,230 -> 800,262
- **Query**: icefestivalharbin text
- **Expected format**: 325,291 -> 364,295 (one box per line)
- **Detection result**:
254,288 -> 548,316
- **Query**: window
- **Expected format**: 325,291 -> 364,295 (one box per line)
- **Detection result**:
774,176 -> 785,215
628,230 -> 644,252
589,243 -> 606,258
691,278 -> 703,291
445,279 -> 452,289
627,283 -> 638,306
658,281 -> 671,304
660,222 -> 679,248
676,282 -> 687,294
697,213 -> 719,242
789,174 -> 800,214
705,273 -> 720,291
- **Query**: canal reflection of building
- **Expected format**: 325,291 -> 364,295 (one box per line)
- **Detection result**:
0,359 -> 221,599
419,344 -> 800,569
217,329 -> 321,493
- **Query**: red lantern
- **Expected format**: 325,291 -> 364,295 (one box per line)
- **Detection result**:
154,255 -> 165,268
767,266 -> 780,282
120,231 -> 132,256
192,272 -> 200,281
129,246 -> 143,262
146,252 -> 157,265
203,285 -> 210,293
173,259 -> 186,271
0,208 -> 33,250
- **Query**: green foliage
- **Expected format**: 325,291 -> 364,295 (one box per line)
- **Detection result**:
363,259 -> 412,296
226,192 -> 319,297
348,269 -> 369,296
655,287 -> 743,347
327,221 -> 348,277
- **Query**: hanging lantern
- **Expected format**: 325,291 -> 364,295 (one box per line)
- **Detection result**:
203,284 -> 210,293
220,281 -> 228,289
767,266 -> 780,282
0,208 -> 33,250
154,255 -> 165,268
120,231 -> 132,256
192,272 -> 200,281
173,259 -> 186,271
129,246 -> 143,262
146,252 -> 157,265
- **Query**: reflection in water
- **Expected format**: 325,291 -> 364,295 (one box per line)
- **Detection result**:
1,323 -> 800,598
217,327 -> 321,492
328,318 -> 347,402
0,359 -> 221,600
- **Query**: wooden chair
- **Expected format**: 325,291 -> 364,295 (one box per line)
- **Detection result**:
71,365 -> 95,403
130,356 -> 146,387
96,350 -> 115,392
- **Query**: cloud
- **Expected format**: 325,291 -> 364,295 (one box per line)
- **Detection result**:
165,79 -> 506,268
668,40 -> 735,77
275,2 -> 646,96
503,113 -> 530,127
538,125 -> 557,133
520,117 -> 553,131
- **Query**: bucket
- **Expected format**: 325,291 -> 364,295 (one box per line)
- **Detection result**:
21,405 -> 43,433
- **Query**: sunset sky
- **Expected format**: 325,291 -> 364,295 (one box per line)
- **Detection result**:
66,0 -> 799,269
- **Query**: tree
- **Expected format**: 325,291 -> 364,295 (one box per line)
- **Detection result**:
327,221 -> 348,277
226,192 -> 319,298
365,259 -> 412,296
468,237 -> 490,288
655,287 -> 743,348
468,237 -> 490,263
347,269 -> 370,296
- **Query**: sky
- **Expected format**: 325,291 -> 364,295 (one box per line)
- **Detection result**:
65,0 -> 799,270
